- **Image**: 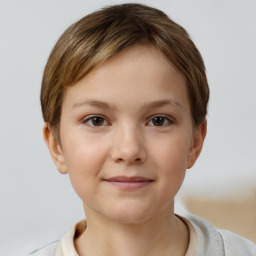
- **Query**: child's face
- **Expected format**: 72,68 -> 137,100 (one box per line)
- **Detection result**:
45,44 -> 205,224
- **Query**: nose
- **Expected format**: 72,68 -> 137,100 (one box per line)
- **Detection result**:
110,125 -> 146,165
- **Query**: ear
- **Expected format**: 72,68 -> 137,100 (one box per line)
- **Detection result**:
187,119 -> 207,169
43,123 -> 68,174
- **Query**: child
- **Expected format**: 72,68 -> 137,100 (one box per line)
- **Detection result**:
33,3 -> 256,256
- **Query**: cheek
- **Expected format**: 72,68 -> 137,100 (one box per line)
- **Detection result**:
63,132 -> 109,170
61,135 -> 109,197
150,136 -> 191,189
152,135 -> 191,170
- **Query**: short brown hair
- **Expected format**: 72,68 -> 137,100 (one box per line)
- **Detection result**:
41,3 -> 209,137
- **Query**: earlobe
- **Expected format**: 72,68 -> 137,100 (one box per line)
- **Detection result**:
187,120 -> 207,169
43,123 -> 68,174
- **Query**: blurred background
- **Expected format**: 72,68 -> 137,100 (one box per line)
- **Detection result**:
0,0 -> 255,255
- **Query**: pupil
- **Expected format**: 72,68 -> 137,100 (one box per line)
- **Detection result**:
92,117 -> 104,126
153,117 -> 164,126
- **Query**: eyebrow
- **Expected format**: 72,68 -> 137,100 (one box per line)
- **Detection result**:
72,99 -> 184,111
141,99 -> 184,111
72,99 -> 113,109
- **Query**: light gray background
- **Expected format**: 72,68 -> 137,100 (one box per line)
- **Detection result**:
0,0 -> 255,255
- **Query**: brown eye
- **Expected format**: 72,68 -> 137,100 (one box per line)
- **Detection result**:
83,116 -> 108,127
147,116 -> 172,127
91,117 -> 105,126
152,117 -> 165,126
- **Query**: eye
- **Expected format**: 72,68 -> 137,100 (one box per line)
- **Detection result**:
83,116 -> 109,127
147,116 -> 173,127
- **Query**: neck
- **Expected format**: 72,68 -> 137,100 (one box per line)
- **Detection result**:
75,205 -> 189,256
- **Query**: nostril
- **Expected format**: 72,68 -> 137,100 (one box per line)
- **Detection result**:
114,157 -> 143,164
115,157 -> 124,163
110,139 -> 146,164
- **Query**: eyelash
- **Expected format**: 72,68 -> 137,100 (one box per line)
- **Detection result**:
82,115 -> 174,127
147,115 -> 174,127
82,115 -> 110,127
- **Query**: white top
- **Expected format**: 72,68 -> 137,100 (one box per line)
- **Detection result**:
30,214 -> 256,256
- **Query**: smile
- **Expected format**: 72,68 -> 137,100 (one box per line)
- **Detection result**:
103,176 -> 154,190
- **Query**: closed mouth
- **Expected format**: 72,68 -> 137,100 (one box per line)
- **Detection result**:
103,176 -> 154,182
102,176 -> 154,190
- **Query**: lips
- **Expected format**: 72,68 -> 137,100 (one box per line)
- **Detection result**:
104,176 -> 153,182
103,176 -> 154,190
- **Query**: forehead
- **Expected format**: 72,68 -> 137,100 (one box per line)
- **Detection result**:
62,44 -> 189,111
93,44 -> 181,82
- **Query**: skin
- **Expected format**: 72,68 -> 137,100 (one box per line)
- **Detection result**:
44,44 -> 206,256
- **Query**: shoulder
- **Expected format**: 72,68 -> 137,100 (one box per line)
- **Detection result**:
219,229 -> 256,256
184,214 -> 225,255
184,214 -> 256,256
29,241 -> 58,256
29,220 -> 84,256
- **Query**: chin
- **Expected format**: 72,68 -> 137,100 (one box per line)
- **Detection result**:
104,201 -> 158,224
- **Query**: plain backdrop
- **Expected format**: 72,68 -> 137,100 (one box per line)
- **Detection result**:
0,0 -> 255,255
